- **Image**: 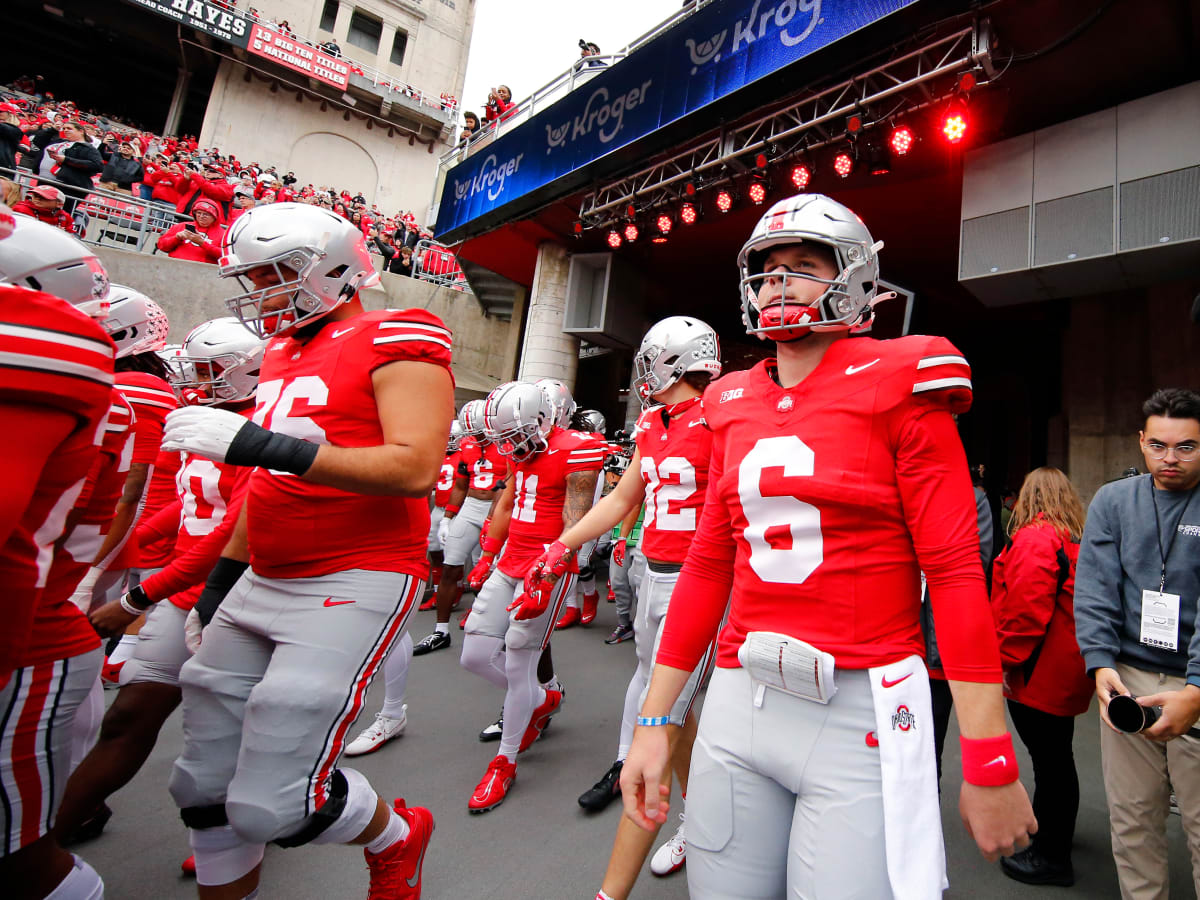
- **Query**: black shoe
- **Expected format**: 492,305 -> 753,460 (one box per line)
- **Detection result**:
1000,847 -> 1074,887
63,803 -> 112,846
605,623 -> 634,645
578,760 -> 624,812
479,711 -> 503,742
412,631 -> 451,656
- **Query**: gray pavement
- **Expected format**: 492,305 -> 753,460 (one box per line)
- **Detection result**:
79,599 -> 1196,899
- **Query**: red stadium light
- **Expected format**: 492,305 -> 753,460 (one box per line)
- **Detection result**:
940,103 -> 968,144
833,150 -> 854,178
572,221 -> 583,235
958,71 -> 977,92
715,189 -> 734,213
625,203 -> 637,218
889,125 -> 915,156
679,201 -> 699,225
846,113 -> 864,134
791,163 -> 812,190
684,180 -> 697,196
655,213 -> 674,236
623,222 -> 640,242
747,177 -> 768,205
754,151 -> 769,169
606,229 -> 622,248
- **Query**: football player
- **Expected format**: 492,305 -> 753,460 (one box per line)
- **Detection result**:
418,419 -> 465,611
0,210 -> 114,900
159,203 -> 453,898
554,406 -> 609,629
459,381 -> 605,812
526,316 -> 721,898
620,194 -> 1036,899
53,317 -> 265,868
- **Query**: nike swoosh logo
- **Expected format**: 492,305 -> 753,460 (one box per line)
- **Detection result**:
323,597 -> 355,607
406,830 -> 428,888
983,755 -> 1008,768
331,327 -> 355,338
880,672 -> 912,688
546,448 -> 560,455
845,359 -> 881,375
688,420 -> 704,427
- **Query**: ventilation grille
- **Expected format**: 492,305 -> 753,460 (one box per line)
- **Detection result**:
1119,166 -> 1200,251
960,207 -> 1030,279
1033,187 -> 1114,266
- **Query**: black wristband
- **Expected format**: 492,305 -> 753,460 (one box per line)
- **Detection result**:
195,557 -> 249,626
226,420 -> 320,476
126,584 -> 152,610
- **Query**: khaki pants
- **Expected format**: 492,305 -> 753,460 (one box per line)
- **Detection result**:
1101,662 -> 1200,899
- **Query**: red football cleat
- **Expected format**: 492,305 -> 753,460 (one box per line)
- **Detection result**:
364,799 -> 435,899
519,688 -> 563,753
458,609 -> 471,630
418,594 -> 437,612
180,855 -> 196,877
100,659 -> 125,686
555,606 -> 581,630
468,756 -> 516,814
580,591 -> 600,625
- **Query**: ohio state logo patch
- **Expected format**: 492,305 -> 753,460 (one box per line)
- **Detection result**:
776,395 -> 794,412
891,705 -> 916,732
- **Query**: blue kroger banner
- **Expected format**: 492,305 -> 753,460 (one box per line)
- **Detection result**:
435,0 -> 916,239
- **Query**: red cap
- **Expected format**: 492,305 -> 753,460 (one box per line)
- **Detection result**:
31,184 -> 65,202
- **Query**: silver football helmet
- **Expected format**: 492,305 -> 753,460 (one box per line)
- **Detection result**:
632,316 -> 722,407
483,381 -> 554,462
458,399 -> 487,438
536,378 -> 576,428
102,285 -> 170,358
220,203 -> 381,338
737,193 -> 894,340
572,408 -> 606,435
0,212 -> 110,317
447,419 -> 465,453
176,316 -> 265,406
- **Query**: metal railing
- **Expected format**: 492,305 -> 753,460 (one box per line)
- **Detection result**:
411,239 -> 470,292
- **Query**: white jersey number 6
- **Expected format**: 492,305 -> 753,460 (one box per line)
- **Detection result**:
737,435 -> 822,584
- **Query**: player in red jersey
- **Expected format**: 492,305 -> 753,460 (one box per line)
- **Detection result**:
159,203 -> 452,899
0,211 -> 114,900
459,381 -> 605,812
554,407 -> 610,629
621,194 -> 1037,900
525,317 -> 721,898
418,419 -> 466,610
53,317 -> 265,857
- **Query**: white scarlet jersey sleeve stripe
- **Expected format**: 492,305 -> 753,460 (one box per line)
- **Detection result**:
916,355 -> 968,369
0,350 -> 114,386
913,377 -> 973,394
0,322 -> 115,355
377,320 -> 453,340
373,334 -> 453,350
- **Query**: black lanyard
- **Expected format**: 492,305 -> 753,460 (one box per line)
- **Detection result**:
1149,476 -> 1198,593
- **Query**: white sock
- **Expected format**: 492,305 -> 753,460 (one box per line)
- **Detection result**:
434,622 -> 450,635
597,891 -> 615,900
45,855 -> 103,900
107,634 -> 138,666
365,807 -> 410,854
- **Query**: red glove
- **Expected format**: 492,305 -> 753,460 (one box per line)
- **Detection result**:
523,540 -> 576,594
479,516 -> 492,547
612,537 -> 627,568
507,582 -> 552,621
467,554 -> 494,591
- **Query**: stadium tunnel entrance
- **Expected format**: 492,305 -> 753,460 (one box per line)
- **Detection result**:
4,0 -> 218,135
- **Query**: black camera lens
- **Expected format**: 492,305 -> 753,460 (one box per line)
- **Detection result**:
1108,694 -> 1160,733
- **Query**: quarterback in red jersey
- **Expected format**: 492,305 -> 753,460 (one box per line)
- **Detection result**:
159,204 -> 453,899
459,381 -> 605,813
621,194 -> 1036,899
529,316 -> 721,898
0,211 -> 113,900
54,316 -> 265,853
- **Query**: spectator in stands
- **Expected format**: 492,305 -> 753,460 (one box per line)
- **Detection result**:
99,140 -> 144,194
24,112 -> 65,178
156,198 -> 224,263
0,177 -> 19,208
282,170 -> 297,186
143,155 -> 182,227
319,39 -> 342,57
11,184 -> 75,234
0,102 -> 22,174
174,161 -> 234,218
576,40 -> 605,70
278,20 -> 295,36
48,120 -> 104,219
458,111 -> 480,146
229,190 -> 255,222
483,85 -> 516,126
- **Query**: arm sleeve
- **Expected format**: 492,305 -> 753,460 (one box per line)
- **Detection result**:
896,406 -> 1000,682
133,498 -> 182,550
655,435 -> 736,670
993,526 -> 1060,670
1072,491 -> 1124,674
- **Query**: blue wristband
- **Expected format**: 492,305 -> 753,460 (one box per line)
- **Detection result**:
636,715 -> 670,727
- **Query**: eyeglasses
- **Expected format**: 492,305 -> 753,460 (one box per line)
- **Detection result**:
1142,441 -> 1199,461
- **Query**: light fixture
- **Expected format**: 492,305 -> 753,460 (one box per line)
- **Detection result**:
889,124 -> 915,156
655,212 -> 674,237
715,188 -> 735,213
679,201 -> 699,225
606,229 -> 622,248
791,162 -> 812,190
747,175 -> 768,205
625,203 -> 637,219
846,113 -> 864,134
833,149 -> 855,178
572,221 -> 584,236
940,102 -> 968,144
623,222 -> 639,243
754,151 -> 769,169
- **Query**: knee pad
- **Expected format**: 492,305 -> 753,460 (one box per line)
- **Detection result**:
180,804 -> 229,830
268,769 -> 350,848
189,824 -> 265,887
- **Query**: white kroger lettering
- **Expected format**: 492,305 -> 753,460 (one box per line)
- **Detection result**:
452,152 -> 526,203
692,0 -> 822,67
564,80 -> 653,146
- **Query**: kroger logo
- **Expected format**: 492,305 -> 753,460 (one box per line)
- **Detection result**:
545,80 -> 654,153
453,152 -> 526,203
686,0 -> 823,74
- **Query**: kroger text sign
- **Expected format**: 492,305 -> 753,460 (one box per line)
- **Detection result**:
435,0 -> 916,239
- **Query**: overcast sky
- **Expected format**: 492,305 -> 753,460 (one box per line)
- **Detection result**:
459,0 -> 681,119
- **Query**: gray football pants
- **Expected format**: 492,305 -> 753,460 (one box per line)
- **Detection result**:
168,568 -> 421,844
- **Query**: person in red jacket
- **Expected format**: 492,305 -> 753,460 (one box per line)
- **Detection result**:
156,198 -> 225,263
990,466 -> 1093,887
11,184 -> 75,233
173,162 -> 234,218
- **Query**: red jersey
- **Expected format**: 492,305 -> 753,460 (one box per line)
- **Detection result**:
135,448 -> 182,567
0,285 -> 114,672
655,336 -> 1001,682
498,427 -> 606,577
434,450 -> 460,508
633,398 -> 712,564
247,309 -> 453,579
459,436 -> 508,492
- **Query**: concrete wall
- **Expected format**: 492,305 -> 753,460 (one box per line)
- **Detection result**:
1061,280 -> 1200,502
95,246 -> 518,398
516,242 -> 580,388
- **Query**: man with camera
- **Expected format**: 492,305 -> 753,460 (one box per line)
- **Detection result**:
1075,387 -> 1200,899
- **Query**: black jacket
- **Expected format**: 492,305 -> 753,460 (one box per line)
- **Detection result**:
55,141 -> 105,192
100,155 -> 144,189
0,123 -> 23,172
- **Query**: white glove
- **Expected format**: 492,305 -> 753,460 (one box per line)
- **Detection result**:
69,566 -> 103,613
185,608 -> 204,654
162,406 -> 250,463
438,515 -> 453,548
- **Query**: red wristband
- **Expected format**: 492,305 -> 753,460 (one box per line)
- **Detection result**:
444,503 -> 460,516
480,536 -> 502,554
960,733 -> 1019,786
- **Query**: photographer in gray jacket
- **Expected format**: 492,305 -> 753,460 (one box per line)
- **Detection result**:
1074,387 -> 1200,900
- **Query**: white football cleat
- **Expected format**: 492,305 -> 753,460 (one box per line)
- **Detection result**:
650,812 -> 686,876
344,707 -> 407,757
